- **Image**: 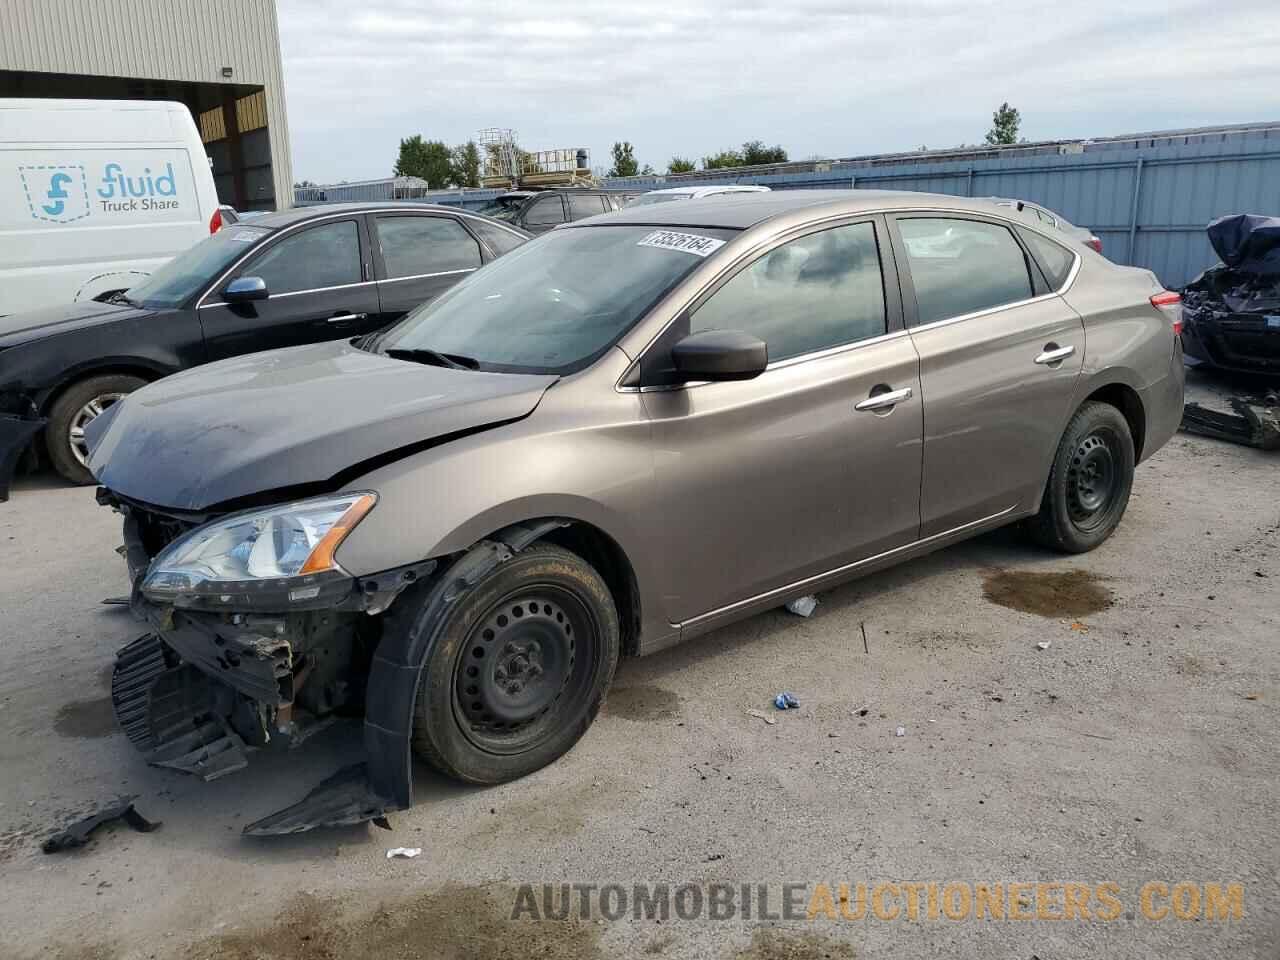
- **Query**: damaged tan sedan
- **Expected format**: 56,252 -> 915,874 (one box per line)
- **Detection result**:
86,191 -> 1185,833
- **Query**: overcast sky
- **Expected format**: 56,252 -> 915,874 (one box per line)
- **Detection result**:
277,0 -> 1280,184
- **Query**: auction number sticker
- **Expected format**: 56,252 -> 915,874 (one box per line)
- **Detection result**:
637,230 -> 726,257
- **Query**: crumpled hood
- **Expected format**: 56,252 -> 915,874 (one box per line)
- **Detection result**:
88,339 -> 558,511
0,300 -> 156,346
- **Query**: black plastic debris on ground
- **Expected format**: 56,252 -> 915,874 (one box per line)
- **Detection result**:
41,796 -> 161,854
1181,214 -> 1280,378
1182,395 -> 1280,450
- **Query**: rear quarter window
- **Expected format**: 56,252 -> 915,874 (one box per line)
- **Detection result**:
1018,227 -> 1076,290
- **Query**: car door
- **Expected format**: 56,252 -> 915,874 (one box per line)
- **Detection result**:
369,213 -> 484,325
889,212 -> 1085,537
198,216 -> 378,361
639,217 -> 923,623
520,195 -> 568,234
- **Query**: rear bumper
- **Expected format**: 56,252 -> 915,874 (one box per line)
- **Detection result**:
1138,350 -> 1185,463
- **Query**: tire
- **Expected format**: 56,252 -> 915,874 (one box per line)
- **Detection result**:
1028,401 -> 1135,553
45,373 -> 146,485
405,543 -> 620,784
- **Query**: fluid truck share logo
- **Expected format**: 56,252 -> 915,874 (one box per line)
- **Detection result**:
18,160 -> 182,223
19,165 -> 90,223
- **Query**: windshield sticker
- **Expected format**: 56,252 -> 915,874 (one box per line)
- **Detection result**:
637,230 -> 726,257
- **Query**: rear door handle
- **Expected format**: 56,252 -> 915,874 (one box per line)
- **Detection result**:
327,313 -> 367,323
855,386 -> 913,411
1034,344 -> 1075,365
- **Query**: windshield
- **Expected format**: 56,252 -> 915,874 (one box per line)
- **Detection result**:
126,225 -> 272,308
629,192 -> 692,206
377,224 -> 737,374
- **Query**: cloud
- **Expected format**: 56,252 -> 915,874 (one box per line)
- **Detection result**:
277,0 -> 1280,182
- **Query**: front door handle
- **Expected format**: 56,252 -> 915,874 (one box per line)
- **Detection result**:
327,312 -> 367,324
855,386 -> 913,412
1034,344 -> 1075,365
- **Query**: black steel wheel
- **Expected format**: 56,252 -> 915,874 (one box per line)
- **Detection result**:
407,543 -> 619,784
1028,401 -> 1135,553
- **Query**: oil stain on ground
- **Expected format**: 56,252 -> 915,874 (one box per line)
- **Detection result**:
735,927 -> 856,960
982,569 -> 1113,619
605,684 -> 682,722
53,696 -> 117,739
191,885 -> 601,960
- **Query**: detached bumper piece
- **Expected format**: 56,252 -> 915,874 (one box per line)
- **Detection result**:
1182,397 -> 1280,450
111,634 -> 249,780
242,763 -> 394,836
42,796 -> 161,854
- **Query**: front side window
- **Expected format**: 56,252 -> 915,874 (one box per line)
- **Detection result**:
246,220 -> 362,296
375,216 -> 480,279
377,225 -> 737,374
523,197 -> 566,226
898,217 -> 1033,325
691,222 -> 886,362
127,225 -> 271,308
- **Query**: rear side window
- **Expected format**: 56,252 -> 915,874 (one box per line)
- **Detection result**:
898,218 -> 1033,325
524,196 -> 566,226
692,221 -> 886,362
1018,227 -> 1076,290
567,194 -> 607,220
375,216 -> 480,278
468,218 -> 526,256
246,220 -> 361,295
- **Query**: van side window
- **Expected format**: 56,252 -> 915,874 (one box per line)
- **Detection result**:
691,221 -> 887,362
897,218 -> 1033,325
246,221 -> 361,295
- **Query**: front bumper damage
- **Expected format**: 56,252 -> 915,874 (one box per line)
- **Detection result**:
0,398 -> 44,501
105,487 -> 564,835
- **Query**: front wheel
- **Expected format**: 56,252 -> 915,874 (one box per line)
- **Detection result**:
45,374 -> 146,485
1027,401 -> 1135,553
407,543 -> 620,784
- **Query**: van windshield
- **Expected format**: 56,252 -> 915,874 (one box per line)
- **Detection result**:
126,226 -> 271,308
376,224 -> 737,374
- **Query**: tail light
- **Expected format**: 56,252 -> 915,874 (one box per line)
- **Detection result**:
1151,291 -> 1183,335
1085,237 -> 1103,254
209,207 -> 223,234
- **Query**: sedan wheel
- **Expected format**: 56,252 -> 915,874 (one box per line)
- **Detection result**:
45,373 -> 147,485
1028,400 -> 1135,553
68,393 -> 125,468
406,543 -> 620,784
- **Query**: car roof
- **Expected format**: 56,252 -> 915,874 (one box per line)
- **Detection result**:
248,202 -> 488,229
583,189 -> 1035,230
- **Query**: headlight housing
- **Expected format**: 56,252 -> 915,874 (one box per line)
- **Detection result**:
140,492 -> 376,610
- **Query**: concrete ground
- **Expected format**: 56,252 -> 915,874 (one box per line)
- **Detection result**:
0,370 -> 1276,959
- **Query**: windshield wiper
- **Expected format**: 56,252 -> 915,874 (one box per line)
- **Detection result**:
385,347 -> 479,370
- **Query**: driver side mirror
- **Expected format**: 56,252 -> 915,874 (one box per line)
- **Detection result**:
224,276 -> 269,302
670,329 -> 768,382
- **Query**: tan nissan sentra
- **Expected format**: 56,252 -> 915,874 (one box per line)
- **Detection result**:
86,190 -> 1185,832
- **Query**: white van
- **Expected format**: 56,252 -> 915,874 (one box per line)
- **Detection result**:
0,98 -> 222,317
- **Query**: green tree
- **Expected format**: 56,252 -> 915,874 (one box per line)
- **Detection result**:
667,156 -> 695,174
640,163 -> 655,176
608,141 -> 639,178
740,140 -> 787,165
702,149 -> 743,170
393,135 -> 454,187
451,140 -> 482,187
984,103 -> 1022,145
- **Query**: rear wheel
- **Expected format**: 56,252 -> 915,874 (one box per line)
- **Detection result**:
408,543 -> 619,784
45,374 -> 146,485
1028,401 -> 1135,553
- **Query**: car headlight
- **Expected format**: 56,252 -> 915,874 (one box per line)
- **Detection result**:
141,492 -> 376,610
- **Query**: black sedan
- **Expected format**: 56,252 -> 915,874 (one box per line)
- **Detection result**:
0,202 -> 529,490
